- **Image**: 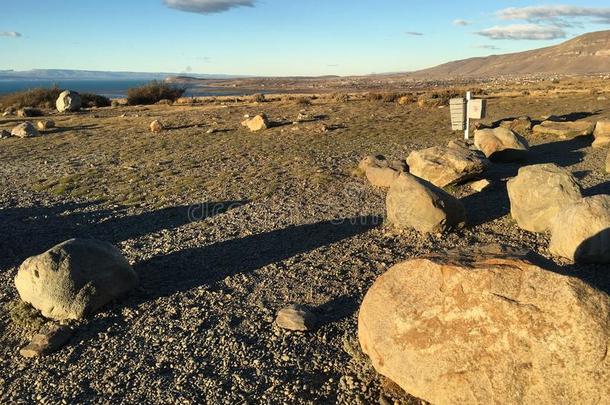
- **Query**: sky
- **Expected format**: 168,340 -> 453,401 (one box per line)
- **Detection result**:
1,1 -> 610,76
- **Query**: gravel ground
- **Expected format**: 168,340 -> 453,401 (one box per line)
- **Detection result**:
1,91 -> 609,404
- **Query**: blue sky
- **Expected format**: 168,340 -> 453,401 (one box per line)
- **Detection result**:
1,1 -> 609,76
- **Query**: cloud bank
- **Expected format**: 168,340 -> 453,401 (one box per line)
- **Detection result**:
476,24 -> 566,40
475,5 -> 610,42
0,31 -> 21,37
164,0 -> 255,14
497,5 -> 610,23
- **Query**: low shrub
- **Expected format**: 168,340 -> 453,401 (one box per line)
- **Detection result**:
126,81 -> 186,105
251,93 -> 266,103
295,96 -> 312,106
333,93 -> 349,103
81,93 -> 111,108
0,87 -> 62,109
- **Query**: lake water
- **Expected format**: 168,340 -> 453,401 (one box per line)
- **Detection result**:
0,79 -> 263,98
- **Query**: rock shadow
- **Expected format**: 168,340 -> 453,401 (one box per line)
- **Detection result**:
134,215 -> 381,299
0,201 -> 247,270
315,294 -> 361,327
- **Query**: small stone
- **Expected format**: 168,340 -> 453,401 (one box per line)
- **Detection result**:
36,120 -> 55,130
19,324 -> 73,358
11,122 -> 39,138
241,114 -> 269,132
469,179 -> 491,192
0,129 -> 10,139
275,304 -> 317,331
150,120 -> 164,133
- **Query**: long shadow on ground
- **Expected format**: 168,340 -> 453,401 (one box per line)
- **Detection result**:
0,201 -> 247,270
134,215 -> 380,299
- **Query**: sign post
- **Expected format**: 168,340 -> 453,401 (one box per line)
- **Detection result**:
450,92 -> 487,140
465,91 -> 472,140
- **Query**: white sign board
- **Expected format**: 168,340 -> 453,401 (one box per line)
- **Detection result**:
449,98 -> 466,131
468,99 -> 487,120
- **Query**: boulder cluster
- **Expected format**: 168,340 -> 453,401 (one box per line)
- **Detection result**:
360,127 -> 528,235
508,163 -> 610,263
357,114 -> 610,403
1,89 -> 85,140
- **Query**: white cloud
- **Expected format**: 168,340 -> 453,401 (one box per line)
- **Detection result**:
405,31 -> 424,36
475,44 -> 500,50
497,5 -> 610,23
164,0 -> 255,14
0,31 -> 21,37
453,19 -> 471,26
476,24 -> 566,40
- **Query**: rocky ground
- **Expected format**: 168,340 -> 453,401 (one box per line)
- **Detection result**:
0,88 -> 609,404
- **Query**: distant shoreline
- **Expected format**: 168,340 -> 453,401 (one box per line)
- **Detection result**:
0,79 -> 277,99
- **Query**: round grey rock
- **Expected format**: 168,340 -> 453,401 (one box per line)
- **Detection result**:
15,238 -> 139,320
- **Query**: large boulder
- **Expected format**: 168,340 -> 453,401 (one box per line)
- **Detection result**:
241,114 -> 269,132
507,164 -> 582,233
56,90 -> 82,112
11,122 -> 39,138
14,239 -> 139,320
386,173 -> 466,233
359,155 -> 407,188
549,195 -> 610,263
358,246 -> 610,405
532,120 -> 595,139
407,141 -> 490,187
593,120 -> 610,148
474,127 -> 529,162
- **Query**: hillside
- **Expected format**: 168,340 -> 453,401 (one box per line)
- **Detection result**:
413,30 -> 610,77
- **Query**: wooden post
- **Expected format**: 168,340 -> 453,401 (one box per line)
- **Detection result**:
465,91 -> 472,140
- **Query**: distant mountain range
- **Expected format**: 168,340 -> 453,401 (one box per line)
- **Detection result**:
412,30 -> 610,78
0,69 -> 244,81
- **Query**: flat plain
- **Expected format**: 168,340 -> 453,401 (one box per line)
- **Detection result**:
1,79 -> 609,404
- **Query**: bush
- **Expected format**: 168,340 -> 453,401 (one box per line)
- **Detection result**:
417,89 -> 461,108
295,96 -> 311,106
251,93 -> 266,103
126,81 -> 186,105
81,93 -> 111,108
0,87 -> 62,109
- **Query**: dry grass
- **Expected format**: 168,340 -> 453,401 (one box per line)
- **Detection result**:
0,80 -> 608,208
7,300 -> 46,332
0,87 -> 62,109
